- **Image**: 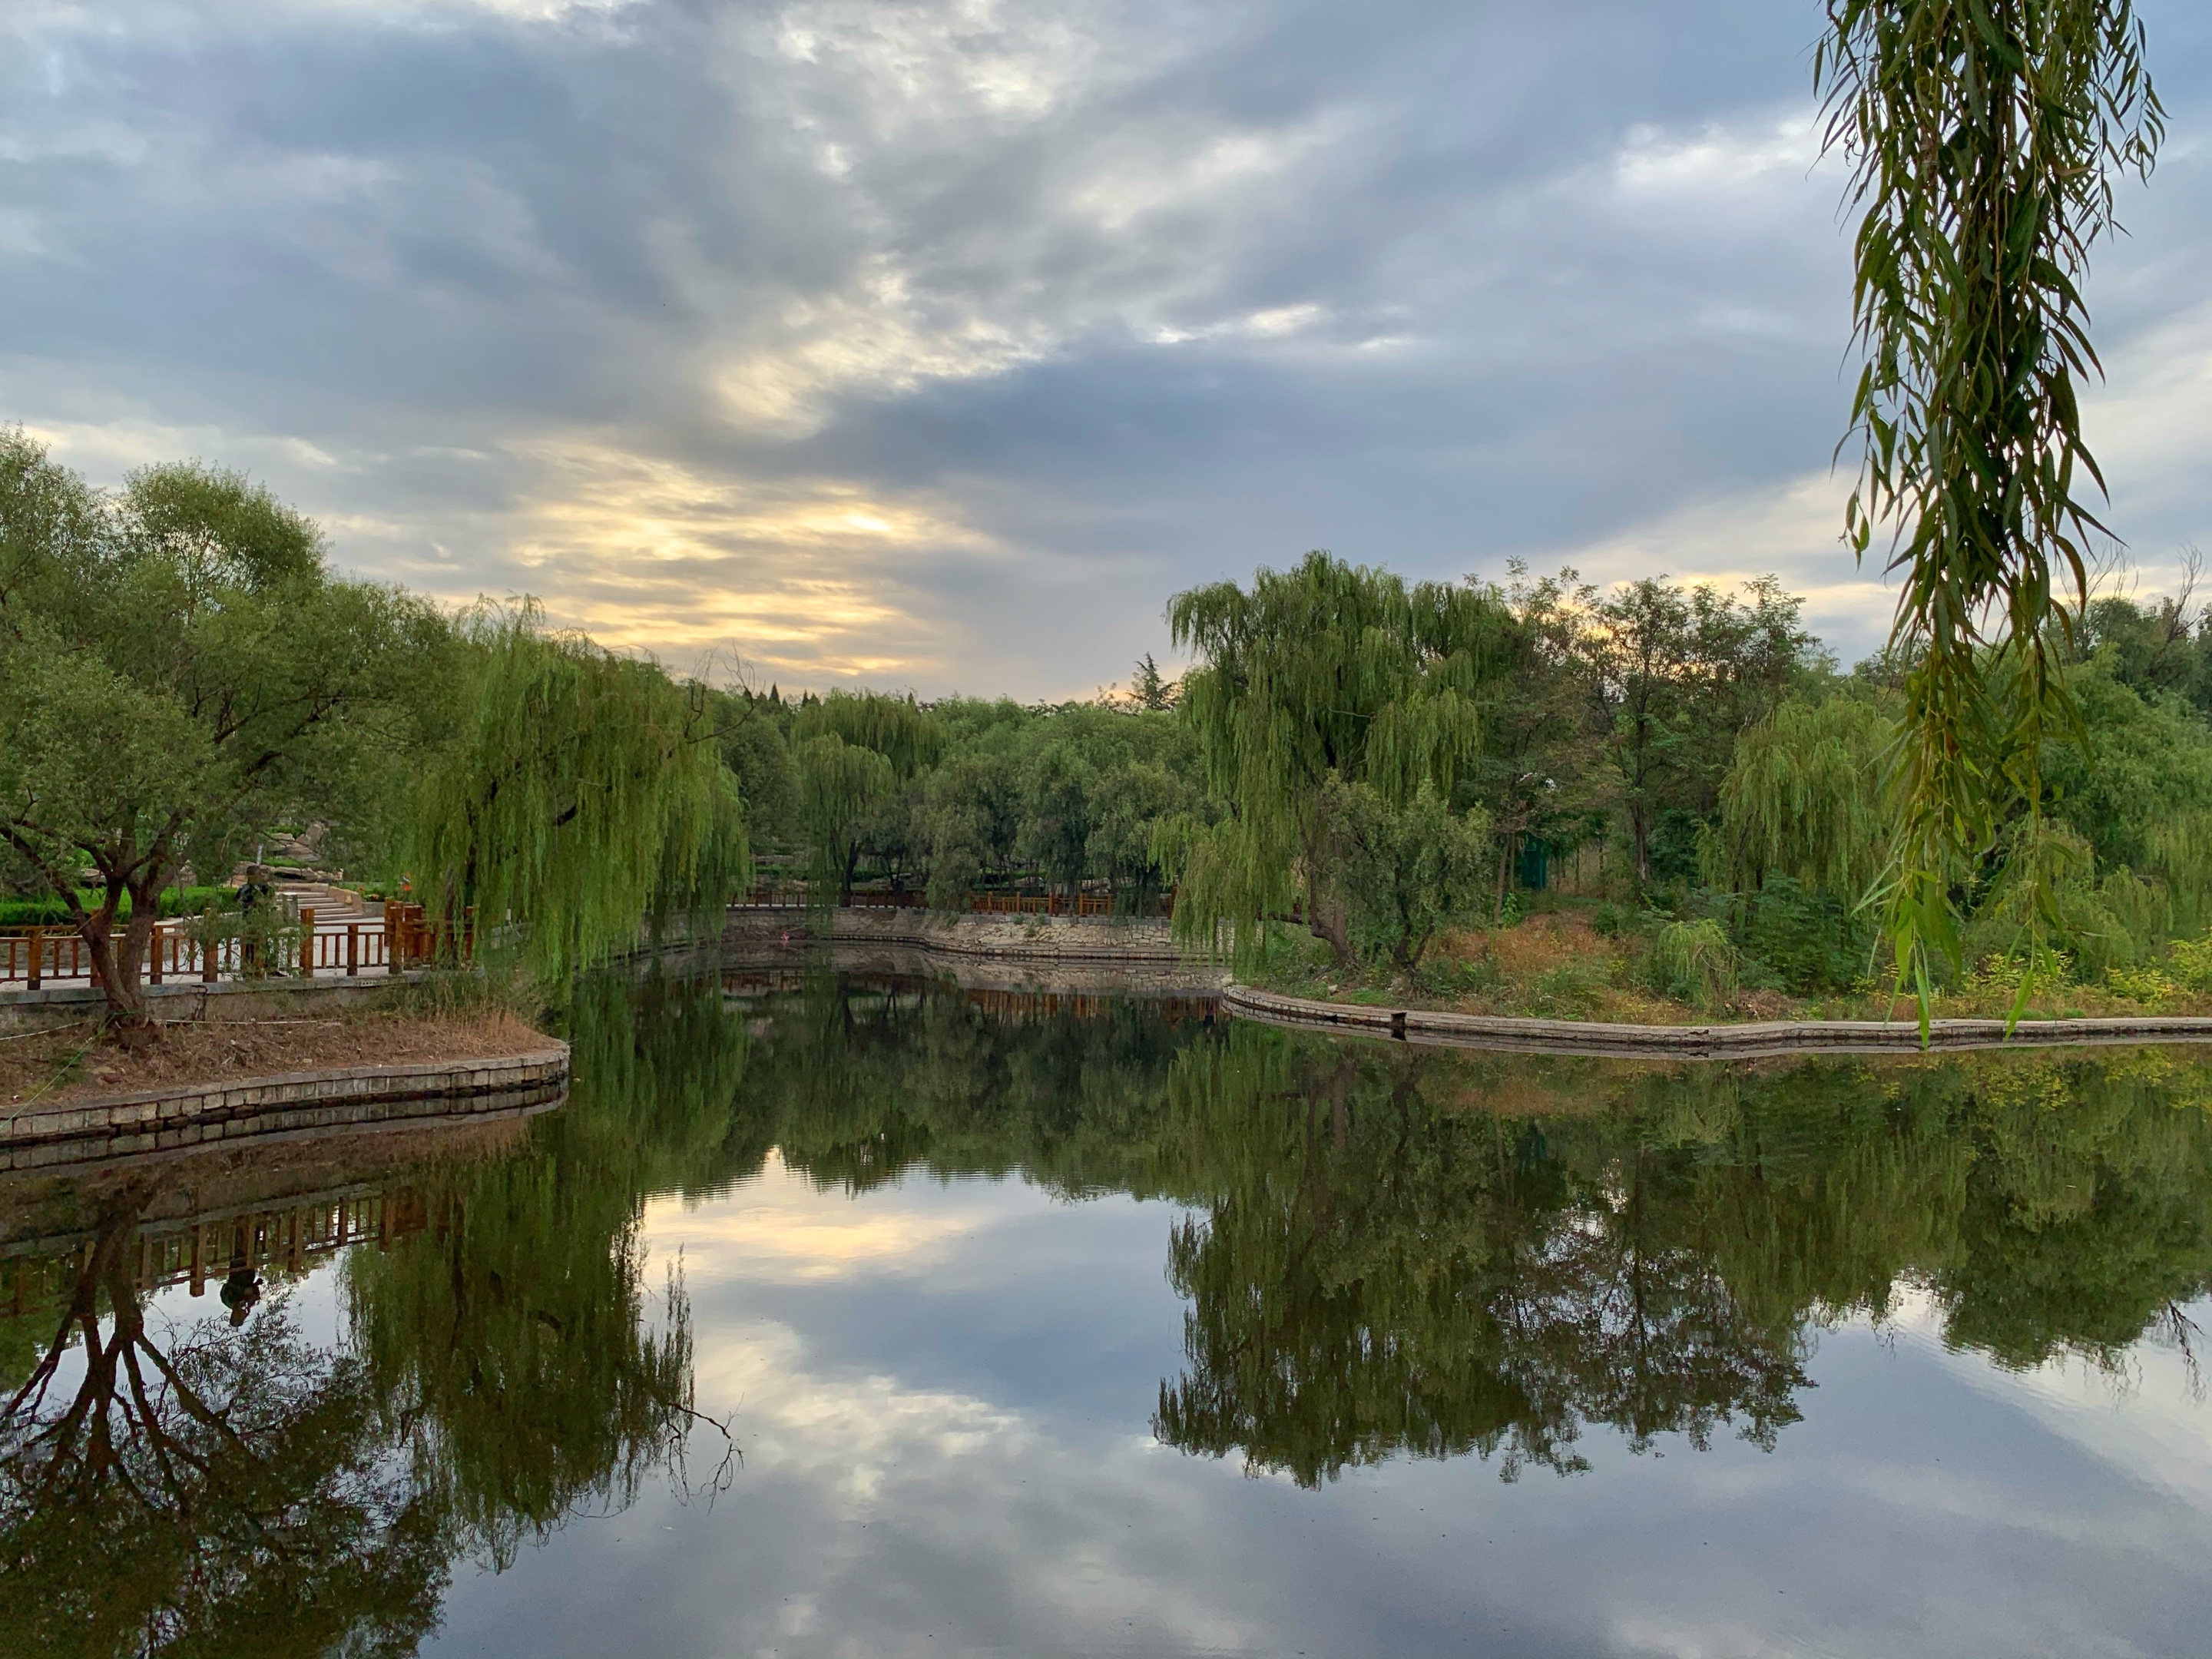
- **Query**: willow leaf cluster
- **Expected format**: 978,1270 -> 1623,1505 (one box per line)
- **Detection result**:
1816,0 -> 2162,1006
1163,552 -> 1511,963
1708,690 -> 1894,898
411,604 -> 747,985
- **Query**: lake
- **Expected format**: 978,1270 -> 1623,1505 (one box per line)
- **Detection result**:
5,967 -> 2210,1657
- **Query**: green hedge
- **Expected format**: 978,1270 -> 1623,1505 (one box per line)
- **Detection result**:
0,886 -> 242,928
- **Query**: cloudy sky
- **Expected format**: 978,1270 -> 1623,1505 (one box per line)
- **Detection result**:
4,0 -> 2207,699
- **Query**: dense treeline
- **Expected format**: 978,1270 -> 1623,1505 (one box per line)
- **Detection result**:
702,679 -> 1203,913
13,419 -> 2212,1022
0,431 -> 747,1025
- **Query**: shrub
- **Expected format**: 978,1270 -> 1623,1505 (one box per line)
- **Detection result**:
1742,875 -> 1869,993
1525,962 -> 1611,1017
1652,918 -> 1739,1010
2106,963 -> 2180,1008
2167,933 -> 2212,992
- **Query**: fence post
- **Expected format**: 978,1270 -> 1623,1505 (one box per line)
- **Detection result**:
346,922 -> 359,976
202,922 -> 219,983
298,907 -> 315,978
385,902 -> 402,975
25,928 -> 41,990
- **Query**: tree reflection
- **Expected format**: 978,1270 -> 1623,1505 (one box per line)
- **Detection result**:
0,969 -> 750,1656
1147,1028 -> 2212,1485
723,976 -> 2212,1486
343,970 -> 742,1568
11,969 -> 2212,1653
0,1193 -> 446,1658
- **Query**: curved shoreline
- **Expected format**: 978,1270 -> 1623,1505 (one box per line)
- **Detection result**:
717,912 -> 2212,1056
1223,984 -> 2212,1058
2,1045 -> 571,1176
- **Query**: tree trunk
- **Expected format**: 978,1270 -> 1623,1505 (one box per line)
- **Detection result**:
82,905 -> 151,1034
1308,899 -> 1351,965
83,868 -> 173,1038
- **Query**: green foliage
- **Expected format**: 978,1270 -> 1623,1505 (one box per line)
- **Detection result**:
1584,575 -> 1814,888
1709,687 -> 1893,899
794,690 -> 943,778
410,604 -> 747,984
0,429 -> 449,1024
713,697 -> 799,843
1651,917 -> 1740,1010
1816,0 -> 2165,997
2040,658 -> 2212,934
796,733 -> 896,903
0,886 -> 234,926
1166,551 -> 1512,963
1740,875 -> 1872,995
1321,777 -> 1492,973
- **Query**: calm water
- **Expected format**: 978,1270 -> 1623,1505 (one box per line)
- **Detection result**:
5,969 -> 2212,1657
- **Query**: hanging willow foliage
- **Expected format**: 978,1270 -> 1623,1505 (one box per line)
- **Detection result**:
1707,690 -> 1896,899
412,603 -> 747,984
1816,1 -> 2162,1010
793,690 -> 945,779
1161,552 -> 1512,964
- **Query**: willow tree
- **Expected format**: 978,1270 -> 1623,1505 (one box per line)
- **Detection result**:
1817,1 -> 2163,1004
793,690 -> 944,777
412,604 -> 747,984
1707,689 -> 1895,897
789,690 -> 940,902
1164,552 -> 1510,964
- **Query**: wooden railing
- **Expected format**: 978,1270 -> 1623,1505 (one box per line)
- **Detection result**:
0,901 -> 472,989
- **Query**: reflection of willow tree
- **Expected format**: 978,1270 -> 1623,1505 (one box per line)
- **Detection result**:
0,1195 -> 446,1658
0,971 -> 760,1654
713,977 -> 2212,1485
343,970 -> 750,1568
1150,1028 -> 2212,1485
1151,1034 -> 1810,1484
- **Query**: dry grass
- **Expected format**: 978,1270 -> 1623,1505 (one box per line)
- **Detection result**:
1264,905 -> 2211,1028
1,1008 -> 552,1111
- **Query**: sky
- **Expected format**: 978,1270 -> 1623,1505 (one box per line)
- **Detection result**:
3,0 -> 2207,701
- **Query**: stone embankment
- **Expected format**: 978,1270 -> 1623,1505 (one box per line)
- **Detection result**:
1224,984 -> 2212,1058
720,906 -> 1229,992
1,1046 -> 570,1176
0,972 -> 445,1035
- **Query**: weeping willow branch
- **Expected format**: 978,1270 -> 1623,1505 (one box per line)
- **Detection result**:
1817,0 -> 2161,1020
411,603 -> 748,985
1161,552 -> 1510,966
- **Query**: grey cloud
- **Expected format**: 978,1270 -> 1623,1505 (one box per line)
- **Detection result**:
1,0 -> 2206,692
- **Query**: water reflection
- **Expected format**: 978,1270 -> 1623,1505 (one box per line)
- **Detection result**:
723,974 -> 2212,1486
1,1189 -> 449,1657
0,973 -> 740,1656
2,969 -> 2208,1656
